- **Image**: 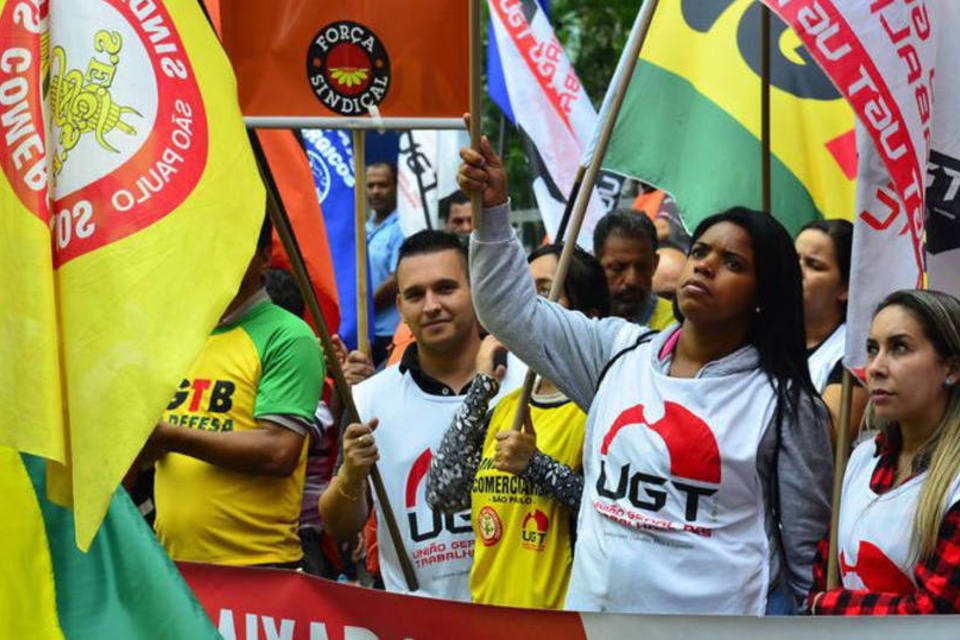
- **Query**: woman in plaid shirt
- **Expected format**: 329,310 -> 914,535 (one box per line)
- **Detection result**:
811,290 -> 960,615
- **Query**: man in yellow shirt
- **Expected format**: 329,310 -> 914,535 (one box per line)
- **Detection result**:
427,243 -> 609,609
145,217 -> 325,567
593,209 -> 674,329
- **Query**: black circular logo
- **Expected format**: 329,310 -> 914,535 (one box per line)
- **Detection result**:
306,21 -> 391,116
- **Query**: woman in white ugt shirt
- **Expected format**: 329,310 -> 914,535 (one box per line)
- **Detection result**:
810,290 -> 960,614
459,134 -> 832,615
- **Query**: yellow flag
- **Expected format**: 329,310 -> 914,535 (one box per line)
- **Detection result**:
0,0 -> 65,468
0,448 -> 63,639
1,0 -> 264,548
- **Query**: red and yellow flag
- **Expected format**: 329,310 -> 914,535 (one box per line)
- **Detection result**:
0,0 -> 264,548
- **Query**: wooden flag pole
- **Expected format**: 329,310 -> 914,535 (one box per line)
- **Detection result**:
553,165 -> 587,244
353,130 -> 371,357
508,0 -> 661,432
826,368 -> 856,588
760,3 -> 772,215
247,131 -> 419,592
468,0 -> 483,228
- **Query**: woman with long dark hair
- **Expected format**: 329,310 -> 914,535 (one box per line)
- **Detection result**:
810,290 -> 960,614
457,136 -> 832,614
796,219 -> 866,445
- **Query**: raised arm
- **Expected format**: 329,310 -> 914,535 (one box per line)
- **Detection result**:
459,132 -> 631,410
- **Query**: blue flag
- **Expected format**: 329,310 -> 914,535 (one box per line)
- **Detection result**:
302,129 -> 374,351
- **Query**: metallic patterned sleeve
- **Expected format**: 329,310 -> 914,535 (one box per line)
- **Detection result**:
522,450 -> 583,512
425,374 -> 499,513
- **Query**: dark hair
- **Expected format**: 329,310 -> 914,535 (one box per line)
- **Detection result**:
440,190 -> 471,220
367,161 -> 397,185
687,207 -> 818,422
593,208 -> 659,257
397,229 -> 469,276
265,268 -> 304,317
799,218 -> 853,286
257,215 -> 273,252
527,243 -> 611,317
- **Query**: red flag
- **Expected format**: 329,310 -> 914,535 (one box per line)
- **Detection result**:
257,130 -> 340,336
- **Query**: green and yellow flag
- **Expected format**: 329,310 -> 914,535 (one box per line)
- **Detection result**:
0,0 -> 263,552
599,0 -> 857,234
0,448 -> 218,638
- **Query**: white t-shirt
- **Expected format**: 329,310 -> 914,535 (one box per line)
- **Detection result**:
352,354 -> 525,600
565,331 -> 777,614
808,324 -> 845,393
838,438 -> 960,592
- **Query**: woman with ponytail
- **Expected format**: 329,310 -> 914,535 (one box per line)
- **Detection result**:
810,289 -> 960,614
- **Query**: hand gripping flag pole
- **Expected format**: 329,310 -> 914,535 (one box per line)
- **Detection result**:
508,0 -> 661,433
248,131 -> 419,592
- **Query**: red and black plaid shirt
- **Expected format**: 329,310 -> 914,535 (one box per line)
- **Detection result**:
810,433 -> 960,615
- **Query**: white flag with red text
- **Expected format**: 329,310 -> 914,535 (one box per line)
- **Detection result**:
487,0 -> 605,249
764,0 -> 949,368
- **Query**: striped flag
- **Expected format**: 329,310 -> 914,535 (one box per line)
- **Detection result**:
598,0 -> 857,237
0,0 -> 264,549
486,0 -> 605,249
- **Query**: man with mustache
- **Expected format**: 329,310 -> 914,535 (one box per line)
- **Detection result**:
593,209 -> 674,329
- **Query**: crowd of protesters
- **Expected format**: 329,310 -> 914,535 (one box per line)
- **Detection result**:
131,127 -> 960,617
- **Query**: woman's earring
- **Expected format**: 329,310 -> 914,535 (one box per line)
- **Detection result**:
946,378 -> 955,388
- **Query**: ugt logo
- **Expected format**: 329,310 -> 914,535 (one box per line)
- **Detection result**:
520,509 -> 549,552
597,402 -> 721,522
406,449 -> 471,543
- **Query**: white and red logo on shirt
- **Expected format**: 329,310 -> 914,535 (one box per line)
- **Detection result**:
595,401 -> 721,536
841,540 -> 914,594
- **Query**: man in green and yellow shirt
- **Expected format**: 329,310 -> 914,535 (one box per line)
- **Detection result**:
146,217 -> 324,566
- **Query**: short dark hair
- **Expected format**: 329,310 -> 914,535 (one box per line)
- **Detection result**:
265,268 -> 304,317
397,229 -> 469,277
593,209 -> 659,257
527,243 -> 610,317
799,218 -> 853,287
257,214 -> 273,251
367,161 -> 397,185
440,190 -> 470,220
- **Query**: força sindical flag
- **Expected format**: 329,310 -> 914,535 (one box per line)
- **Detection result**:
599,0 -> 858,237
220,0 -> 469,121
0,0 -> 264,551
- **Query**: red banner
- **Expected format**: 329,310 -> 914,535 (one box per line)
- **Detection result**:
178,562 -> 585,640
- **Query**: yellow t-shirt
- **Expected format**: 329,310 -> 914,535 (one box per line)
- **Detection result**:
470,389 -> 586,609
648,295 -> 675,331
154,301 -> 324,566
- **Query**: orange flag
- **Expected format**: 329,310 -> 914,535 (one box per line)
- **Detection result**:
220,1 -> 468,119
258,130 -> 340,336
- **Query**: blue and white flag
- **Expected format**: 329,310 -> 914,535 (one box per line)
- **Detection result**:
301,129 -> 374,352
486,0 -> 607,249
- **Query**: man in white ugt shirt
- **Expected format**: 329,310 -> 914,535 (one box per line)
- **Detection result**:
319,230 -> 524,600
